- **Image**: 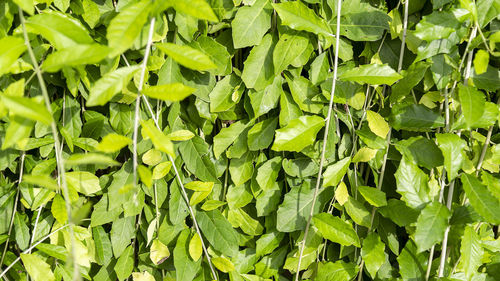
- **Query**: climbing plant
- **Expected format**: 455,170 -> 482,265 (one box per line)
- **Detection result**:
0,0 -> 499,280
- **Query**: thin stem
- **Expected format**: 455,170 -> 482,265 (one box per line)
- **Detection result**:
133,17 -> 156,187
294,0 -> 342,279
0,153 -> 25,268
18,7 -> 78,279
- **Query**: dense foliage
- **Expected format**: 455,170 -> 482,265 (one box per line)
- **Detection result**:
0,0 -> 499,280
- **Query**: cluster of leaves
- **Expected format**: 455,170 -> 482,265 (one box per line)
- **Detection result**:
0,0 -> 500,280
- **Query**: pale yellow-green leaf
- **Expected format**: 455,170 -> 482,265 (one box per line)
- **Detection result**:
132,271 -> 155,281
150,239 -> 170,265
152,161 -> 172,180
23,174 -> 59,190
86,65 -> 141,106
141,119 -> 175,158
189,234 -> 202,261
167,0 -> 219,22
0,95 -> 53,125
142,83 -> 195,102
96,133 -> 131,153
366,110 -> 390,138
184,181 -> 214,192
142,149 -> 162,166
138,165 -> 152,188
20,253 -> 56,281
473,49 -> 489,75
42,44 -> 109,72
212,256 -> 235,273
65,171 -> 101,195
190,191 -> 211,206
335,182 -> 349,206
0,36 -> 27,77
156,43 -> 216,71
51,194 -> 67,224
352,147 -> 378,163
167,130 -> 195,141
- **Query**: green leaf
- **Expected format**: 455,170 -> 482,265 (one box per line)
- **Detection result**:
174,229 -> 201,281
316,261 -> 358,281
178,136 -> 219,182
256,156 -> 282,191
247,117 -> 278,151
141,119 -> 175,158
461,173 -> 500,224
142,83 -> 195,102
229,152 -> 254,186
42,44 -> 109,72
167,0 -> 218,22
358,186 -> 387,207
20,253 -> 56,281
209,74 -> 244,112
115,245 -> 134,281
232,0 -> 272,48
150,239 -> 170,265
241,34 -> 276,91
337,1 -> 390,41
379,199 -> 419,227
0,36 -> 26,77
459,85 -> 486,129
361,233 -> 386,278
436,133 -> 467,181
395,157 -> 431,209
272,1 -> 332,38
339,64 -> 402,85
352,147 -> 378,163
0,95 -> 52,125
96,133 -> 132,153
395,136 -> 444,170
86,65 -> 141,106
414,202 -> 451,252
111,216 -> 135,258
397,241 -> 427,281
276,185 -> 333,232
313,213 -> 360,247
471,65 -> 500,91
461,225 -> 484,280
366,110 -> 390,138
213,120 -> 248,159
25,11 -> 93,49
391,61 -> 431,103
14,213 -> 29,251
93,226 -> 113,265
156,43 -> 216,71
345,197 -> 371,227
106,0 -> 150,57
196,210 -> 239,257
390,104 -> 445,131
273,30 -> 311,75
271,115 -> 324,152
23,174 -> 59,190
13,0 -> 34,15
191,35 -> 231,76
65,171 -> 101,195
138,165 -> 152,188
323,157 -> 351,187
414,10 -> 460,41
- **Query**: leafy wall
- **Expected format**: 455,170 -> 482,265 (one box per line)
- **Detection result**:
0,0 -> 499,280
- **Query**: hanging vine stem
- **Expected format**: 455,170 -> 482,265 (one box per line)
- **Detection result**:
294,0 -> 342,279
357,1 -> 409,279
437,25 -> 478,278
0,153 -> 25,269
18,7 -> 79,279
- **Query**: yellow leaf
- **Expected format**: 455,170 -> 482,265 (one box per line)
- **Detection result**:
152,161 -> 172,180
335,182 -> 349,206
366,110 -> 390,138
189,233 -> 202,261
212,256 -> 235,273
96,133 -> 131,153
352,147 -> 378,163
150,239 -> 170,265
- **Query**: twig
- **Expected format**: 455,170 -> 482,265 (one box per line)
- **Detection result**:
17,7 -> 78,279
294,0 -> 342,279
